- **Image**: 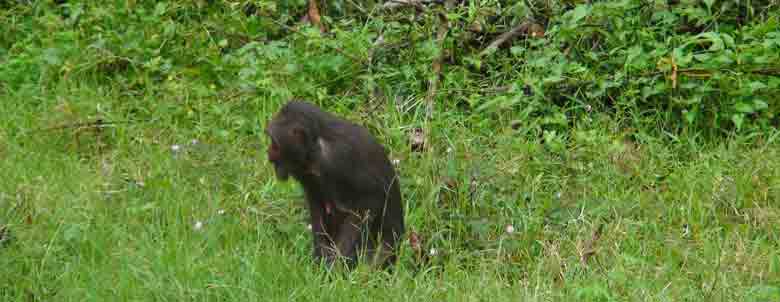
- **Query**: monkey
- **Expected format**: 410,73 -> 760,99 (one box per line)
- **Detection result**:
265,100 -> 404,268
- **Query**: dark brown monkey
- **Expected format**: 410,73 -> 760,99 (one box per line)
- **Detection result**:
265,100 -> 404,268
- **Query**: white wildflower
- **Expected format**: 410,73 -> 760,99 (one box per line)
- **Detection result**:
505,224 -> 515,234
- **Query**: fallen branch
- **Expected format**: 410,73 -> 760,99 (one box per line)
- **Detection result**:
382,0 -> 442,11
747,68 -> 780,76
33,119 -> 129,133
484,85 -> 514,95
479,21 -> 543,57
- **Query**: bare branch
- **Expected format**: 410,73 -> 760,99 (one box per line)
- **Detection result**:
480,21 -> 532,57
382,0 -> 443,11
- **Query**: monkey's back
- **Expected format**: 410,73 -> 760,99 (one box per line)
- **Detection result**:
320,117 -> 400,205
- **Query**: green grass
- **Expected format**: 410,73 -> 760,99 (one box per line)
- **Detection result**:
2,1 -> 780,301
3,87 -> 779,300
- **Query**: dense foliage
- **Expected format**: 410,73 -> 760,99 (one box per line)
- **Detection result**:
2,1 -> 778,136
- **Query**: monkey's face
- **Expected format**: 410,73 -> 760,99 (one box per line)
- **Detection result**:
266,136 -> 291,181
265,116 -> 311,181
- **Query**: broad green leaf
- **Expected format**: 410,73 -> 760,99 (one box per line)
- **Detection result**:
735,102 -> 754,113
697,32 -> 724,51
154,2 -> 168,16
42,48 -> 62,66
626,46 -> 642,65
684,109 -> 697,124
748,81 -> 768,92
570,5 -> 590,24
731,113 -> 744,129
693,53 -> 711,62
753,99 -> 768,111
721,33 -> 735,48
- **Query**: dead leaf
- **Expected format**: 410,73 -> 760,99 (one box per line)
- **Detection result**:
528,23 -> 545,38
409,231 -> 422,252
307,0 -> 327,33
410,127 -> 426,152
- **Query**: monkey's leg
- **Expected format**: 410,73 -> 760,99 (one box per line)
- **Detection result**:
308,200 -> 333,262
332,212 -> 366,266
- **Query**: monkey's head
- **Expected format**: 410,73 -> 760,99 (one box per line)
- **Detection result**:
264,105 -> 321,181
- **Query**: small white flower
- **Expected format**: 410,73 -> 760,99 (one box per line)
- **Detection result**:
392,159 -> 400,165
217,209 -> 226,215
190,139 -> 199,145
585,104 -> 592,112
446,147 -> 453,153
505,224 -> 515,234
194,221 -> 203,231
429,248 -> 437,256
306,224 -> 312,231
171,144 -> 181,152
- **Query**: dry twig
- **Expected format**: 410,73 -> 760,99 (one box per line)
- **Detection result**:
479,21 -> 544,57
382,0 -> 436,11
33,119 -> 127,133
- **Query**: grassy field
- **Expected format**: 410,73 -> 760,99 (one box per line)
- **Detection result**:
2,1 -> 780,301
